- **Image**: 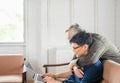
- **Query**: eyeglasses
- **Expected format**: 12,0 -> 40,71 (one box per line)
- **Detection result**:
72,45 -> 81,50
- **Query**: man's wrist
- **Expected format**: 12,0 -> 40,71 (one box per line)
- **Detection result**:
56,80 -> 62,83
53,74 -> 56,79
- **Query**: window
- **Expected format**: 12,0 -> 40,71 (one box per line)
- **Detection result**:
0,0 -> 24,43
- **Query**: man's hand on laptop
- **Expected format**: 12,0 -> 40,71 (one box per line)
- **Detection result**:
43,76 -> 62,83
42,73 -> 56,79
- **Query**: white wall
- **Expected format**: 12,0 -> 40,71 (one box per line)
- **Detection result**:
116,0 -> 120,49
47,0 -> 120,46
97,0 -> 116,43
47,0 -> 70,47
0,0 -> 120,81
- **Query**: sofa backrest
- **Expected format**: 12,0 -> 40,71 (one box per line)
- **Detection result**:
0,54 -> 24,75
101,60 -> 120,83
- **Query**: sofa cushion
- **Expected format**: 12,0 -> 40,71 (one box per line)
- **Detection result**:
0,54 -> 25,83
0,74 -> 22,82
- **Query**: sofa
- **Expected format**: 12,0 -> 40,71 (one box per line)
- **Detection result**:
101,60 -> 120,83
43,60 -> 120,83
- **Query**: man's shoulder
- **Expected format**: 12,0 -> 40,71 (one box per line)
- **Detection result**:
84,60 -> 102,69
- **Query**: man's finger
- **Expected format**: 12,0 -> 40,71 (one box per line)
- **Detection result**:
75,70 -> 83,78
79,69 -> 84,75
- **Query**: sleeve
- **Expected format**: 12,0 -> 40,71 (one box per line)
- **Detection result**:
72,54 -> 77,60
80,60 -> 103,83
75,35 -> 107,67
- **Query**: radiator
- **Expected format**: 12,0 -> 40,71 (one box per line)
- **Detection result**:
47,47 -> 74,73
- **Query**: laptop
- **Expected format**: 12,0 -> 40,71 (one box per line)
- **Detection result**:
24,60 -> 44,83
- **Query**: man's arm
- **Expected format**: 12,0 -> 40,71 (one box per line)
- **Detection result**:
43,70 -> 72,83
43,70 -> 72,79
55,70 -> 72,78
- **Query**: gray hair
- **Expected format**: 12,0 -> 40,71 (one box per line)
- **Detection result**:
65,24 -> 85,37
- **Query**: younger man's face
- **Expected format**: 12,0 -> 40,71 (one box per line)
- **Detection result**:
71,42 -> 89,58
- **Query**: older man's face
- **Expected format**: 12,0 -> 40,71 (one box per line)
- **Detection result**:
66,30 -> 73,40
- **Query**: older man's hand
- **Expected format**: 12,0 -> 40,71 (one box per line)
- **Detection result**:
73,66 -> 84,78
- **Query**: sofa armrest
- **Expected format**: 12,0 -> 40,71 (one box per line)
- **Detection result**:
101,60 -> 120,83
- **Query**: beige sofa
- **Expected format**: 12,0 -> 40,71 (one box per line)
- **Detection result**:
0,54 -> 26,83
101,60 -> 120,83
43,60 -> 120,83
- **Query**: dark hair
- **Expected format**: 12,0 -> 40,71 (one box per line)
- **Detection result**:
70,32 -> 92,46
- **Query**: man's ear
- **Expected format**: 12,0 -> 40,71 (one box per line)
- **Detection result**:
83,44 -> 89,50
